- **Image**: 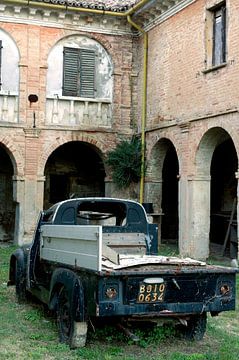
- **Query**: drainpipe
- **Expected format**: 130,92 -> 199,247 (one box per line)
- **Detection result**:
126,16 -> 148,204
5,0 -> 150,203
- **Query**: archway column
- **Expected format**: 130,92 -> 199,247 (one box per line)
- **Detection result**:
144,179 -> 163,212
12,175 -> 25,245
179,175 -> 210,260
21,175 -> 45,243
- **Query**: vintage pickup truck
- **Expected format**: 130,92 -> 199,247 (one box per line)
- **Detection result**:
8,197 -> 238,348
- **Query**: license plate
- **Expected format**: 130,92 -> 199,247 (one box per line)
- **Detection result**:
137,283 -> 166,303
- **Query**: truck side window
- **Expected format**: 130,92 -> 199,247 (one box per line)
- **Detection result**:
128,208 -> 140,223
61,207 -> 75,224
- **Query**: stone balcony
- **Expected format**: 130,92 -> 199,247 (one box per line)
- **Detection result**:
45,95 -> 112,128
0,91 -> 18,123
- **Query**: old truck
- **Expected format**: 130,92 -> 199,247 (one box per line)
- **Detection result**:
8,197 -> 238,348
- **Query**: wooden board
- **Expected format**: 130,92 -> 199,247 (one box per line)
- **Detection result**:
40,225 -> 102,271
103,232 -> 146,255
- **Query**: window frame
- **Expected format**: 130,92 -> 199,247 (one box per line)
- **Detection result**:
212,3 -> 226,67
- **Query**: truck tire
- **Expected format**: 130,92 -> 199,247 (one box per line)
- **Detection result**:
181,313 -> 207,341
57,287 -> 87,349
15,260 -> 27,303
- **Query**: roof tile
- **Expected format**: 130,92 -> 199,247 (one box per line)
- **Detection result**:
40,0 -> 139,12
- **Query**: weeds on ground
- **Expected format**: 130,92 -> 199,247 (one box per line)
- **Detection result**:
0,244 -> 238,360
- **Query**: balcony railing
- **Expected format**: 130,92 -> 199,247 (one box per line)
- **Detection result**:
0,91 -> 18,123
46,95 -> 112,127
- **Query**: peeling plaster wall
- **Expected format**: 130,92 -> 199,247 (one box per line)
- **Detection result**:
46,35 -> 113,100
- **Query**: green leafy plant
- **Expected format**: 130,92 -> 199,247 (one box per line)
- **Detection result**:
106,136 -> 142,189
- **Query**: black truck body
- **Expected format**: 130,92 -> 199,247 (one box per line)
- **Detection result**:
8,198 -> 238,348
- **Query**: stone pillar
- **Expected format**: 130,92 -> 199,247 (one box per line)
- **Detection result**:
179,175 -> 210,260
12,175 -> 25,245
22,128 -> 42,243
144,179 -> 163,212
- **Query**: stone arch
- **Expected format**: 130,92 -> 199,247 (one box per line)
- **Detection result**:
195,127 -> 234,177
0,140 -> 21,243
42,138 -> 107,208
38,134 -> 108,177
146,137 -> 179,247
0,136 -> 24,176
186,126 -> 238,259
148,137 -> 180,181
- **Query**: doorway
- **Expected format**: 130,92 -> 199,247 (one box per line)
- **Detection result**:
44,141 -> 106,209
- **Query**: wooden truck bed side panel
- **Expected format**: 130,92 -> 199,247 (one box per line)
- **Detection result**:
40,225 -> 102,271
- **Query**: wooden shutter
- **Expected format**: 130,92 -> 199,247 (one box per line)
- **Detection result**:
79,49 -> 95,98
212,5 -> 226,66
221,5 -> 226,63
63,47 -> 80,96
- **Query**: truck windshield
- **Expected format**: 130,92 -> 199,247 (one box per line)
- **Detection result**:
76,201 -> 126,226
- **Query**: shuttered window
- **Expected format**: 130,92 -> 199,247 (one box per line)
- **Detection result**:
63,47 -> 95,98
0,40 -> 2,90
212,5 -> 226,66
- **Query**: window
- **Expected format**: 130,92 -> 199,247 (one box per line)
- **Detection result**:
212,3 -> 226,66
63,47 -> 95,98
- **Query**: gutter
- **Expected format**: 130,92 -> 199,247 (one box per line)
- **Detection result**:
3,0 -> 151,17
3,0 -> 150,203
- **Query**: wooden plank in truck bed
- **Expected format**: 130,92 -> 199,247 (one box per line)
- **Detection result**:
40,225 -> 102,271
102,232 -> 146,255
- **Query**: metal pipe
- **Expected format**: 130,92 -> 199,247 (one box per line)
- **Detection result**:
127,16 -> 148,204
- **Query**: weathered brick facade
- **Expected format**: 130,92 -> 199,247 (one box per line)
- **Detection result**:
0,0 -> 238,262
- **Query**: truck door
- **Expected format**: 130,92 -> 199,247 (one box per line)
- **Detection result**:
27,212 -> 44,287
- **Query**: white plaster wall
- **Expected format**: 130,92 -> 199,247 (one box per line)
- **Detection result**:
0,29 -> 19,93
46,35 -> 113,100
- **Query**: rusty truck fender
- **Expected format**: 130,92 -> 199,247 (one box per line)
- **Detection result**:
48,267 -> 86,322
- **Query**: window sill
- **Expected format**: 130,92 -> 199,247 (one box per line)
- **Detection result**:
46,94 -> 112,103
202,62 -> 227,74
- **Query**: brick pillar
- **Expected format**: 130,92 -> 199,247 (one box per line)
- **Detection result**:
144,179 -> 162,213
12,175 -> 25,245
23,128 -> 41,243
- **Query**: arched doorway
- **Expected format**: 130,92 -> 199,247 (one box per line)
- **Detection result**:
210,138 -> 237,256
0,145 -> 15,242
161,143 -> 179,245
149,138 -> 179,248
194,127 -> 238,259
44,141 -> 106,209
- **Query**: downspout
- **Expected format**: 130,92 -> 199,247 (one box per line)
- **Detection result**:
127,16 -> 148,204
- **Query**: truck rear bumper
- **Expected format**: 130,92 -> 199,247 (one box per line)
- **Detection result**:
97,297 -> 236,317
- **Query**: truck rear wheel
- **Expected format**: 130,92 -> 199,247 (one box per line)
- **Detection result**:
181,313 -> 207,341
57,287 -> 87,349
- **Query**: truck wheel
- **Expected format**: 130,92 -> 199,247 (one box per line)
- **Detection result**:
15,261 -> 27,303
181,313 -> 207,341
57,287 -> 87,349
